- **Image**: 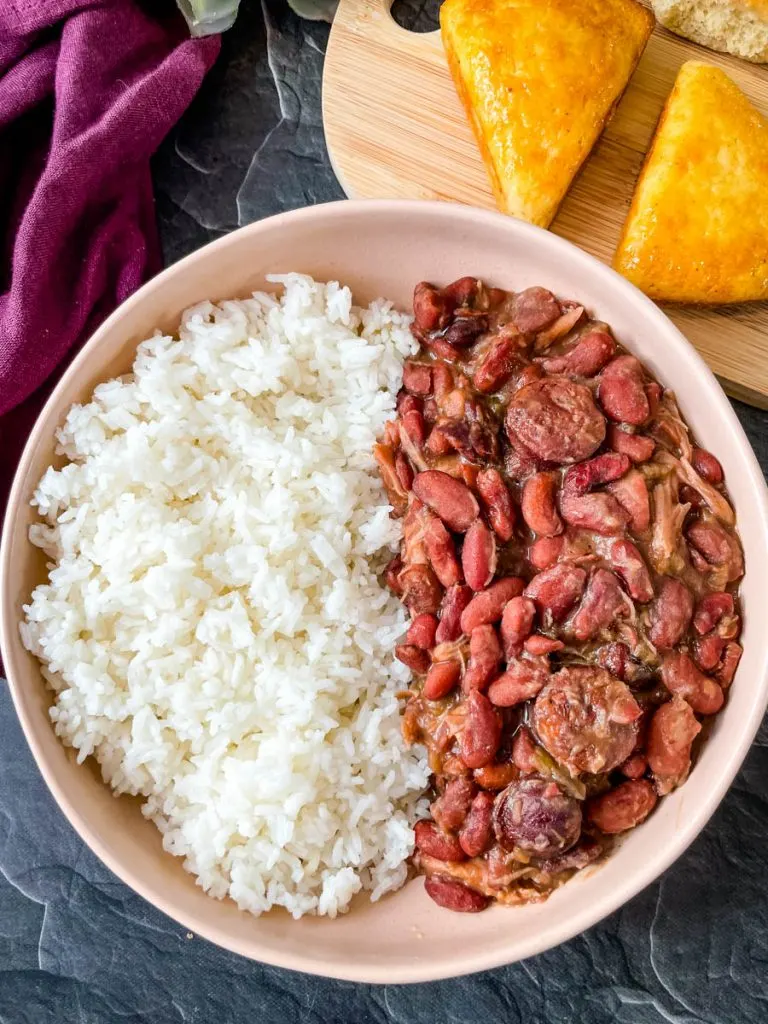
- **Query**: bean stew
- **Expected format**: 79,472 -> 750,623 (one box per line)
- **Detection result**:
376,277 -> 744,913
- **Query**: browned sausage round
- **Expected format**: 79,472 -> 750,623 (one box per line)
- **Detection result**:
493,777 -> 582,857
532,665 -> 642,775
505,378 -> 606,464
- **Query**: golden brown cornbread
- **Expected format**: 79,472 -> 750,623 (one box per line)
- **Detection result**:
439,0 -> 654,228
614,61 -> 768,304
652,0 -> 768,64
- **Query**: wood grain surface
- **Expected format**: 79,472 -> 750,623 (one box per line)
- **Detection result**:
323,0 -> 768,407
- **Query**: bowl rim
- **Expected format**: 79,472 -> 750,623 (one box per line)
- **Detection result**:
2,198 -> 768,984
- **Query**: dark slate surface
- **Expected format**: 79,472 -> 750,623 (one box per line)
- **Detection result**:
3,1 -> 768,1020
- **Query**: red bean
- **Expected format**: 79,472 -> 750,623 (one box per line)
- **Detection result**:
512,286 -> 561,333
598,355 -> 649,425
661,652 -> 724,715
414,820 -> 466,861
607,425 -> 655,462
402,360 -> 433,396
462,519 -> 497,591
460,577 -> 526,634
559,490 -> 629,535
609,539 -> 654,602
523,563 -> 587,621
431,777 -> 476,831
460,690 -> 502,769
424,875 -> 489,912
606,469 -> 650,533
539,329 -> 616,377
444,314 -> 488,348
693,633 -> 726,672
405,613 -> 438,650
693,592 -> 735,635
586,780 -> 657,834
442,275 -> 479,308
476,468 -> 516,542
596,641 -> 630,680
413,282 -> 445,332
423,660 -> 462,701
647,697 -> 701,796
620,754 -> 648,780
462,624 -> 503,692
459,791 -> 495,857
424,514 -> 463,588
473,333 -> 521,393
563,452 -> 630,495
395,451 -> 414,491
512,727 -> 537,773
528,535 -> 565,570
487,657 -> 550,706
687,519 -> 743,582
500,596 -> 536,656
413,471 -> 480,532
435,584 -> 473,644
569,569 -> 628,641
521,472 -> 563,536
691,448 -> 724,484
524,634 -> 564,655
648,578 -> 694,650
395,644 -> 431,673
716,642 -> 742,687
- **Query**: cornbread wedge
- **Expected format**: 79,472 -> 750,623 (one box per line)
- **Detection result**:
652,0 -> 768,64
440,0 -> 654,228
614,62 -> 768,304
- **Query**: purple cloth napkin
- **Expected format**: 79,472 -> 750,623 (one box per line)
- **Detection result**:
0,0 -> 219,510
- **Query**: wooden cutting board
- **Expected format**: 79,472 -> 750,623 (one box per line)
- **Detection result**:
323,0 -> 768,408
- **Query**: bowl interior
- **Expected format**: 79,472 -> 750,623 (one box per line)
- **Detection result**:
2,200 -> 767,983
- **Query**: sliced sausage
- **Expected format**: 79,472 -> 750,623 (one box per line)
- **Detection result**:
493,778 -> 582,857
506,378 -> 606,465
532,665 -> 641,775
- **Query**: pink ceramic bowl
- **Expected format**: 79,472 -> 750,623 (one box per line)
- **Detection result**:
2,200 -> 767,983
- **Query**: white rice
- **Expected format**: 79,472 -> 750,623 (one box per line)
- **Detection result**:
21,274 -> 430,918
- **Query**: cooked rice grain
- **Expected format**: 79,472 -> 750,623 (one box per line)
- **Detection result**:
21,274 -> 429,918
